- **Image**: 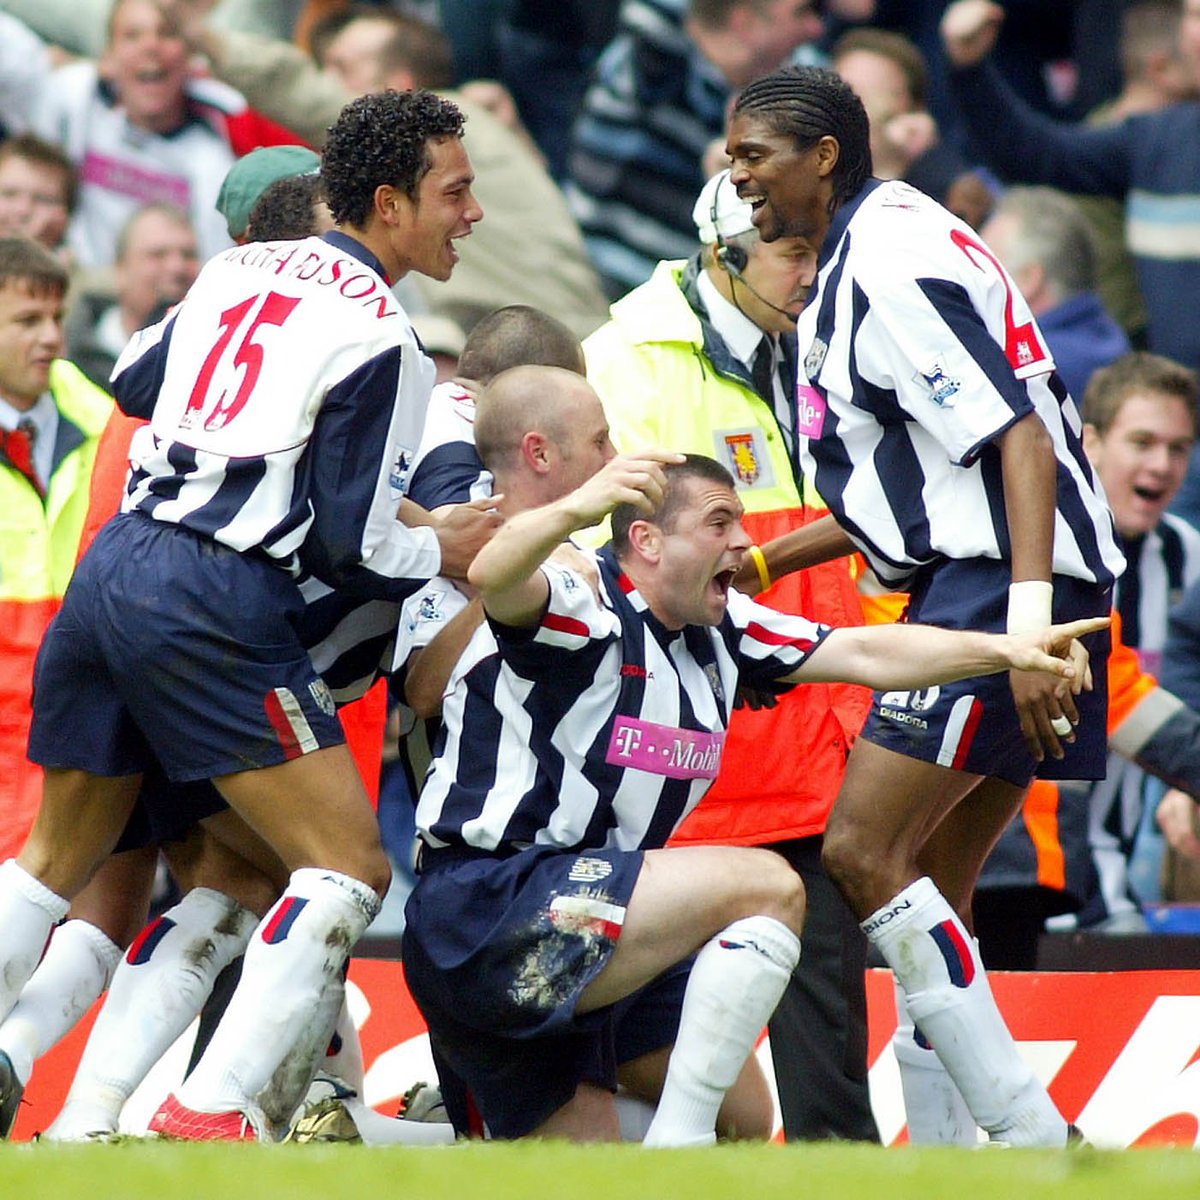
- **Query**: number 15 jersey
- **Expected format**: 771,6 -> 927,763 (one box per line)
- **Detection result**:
111,230 -> 441,600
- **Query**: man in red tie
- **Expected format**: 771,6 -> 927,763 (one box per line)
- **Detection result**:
0,236 -> 113,863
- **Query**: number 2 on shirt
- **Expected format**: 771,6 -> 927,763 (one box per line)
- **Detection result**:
181,291 -> 301,432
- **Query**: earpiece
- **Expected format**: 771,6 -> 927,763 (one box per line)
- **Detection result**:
715,242 -> 748,276
711,182 -> 749,277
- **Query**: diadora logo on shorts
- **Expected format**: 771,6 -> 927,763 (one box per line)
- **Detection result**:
863,898 -> 913,935
878,687 -> 940,729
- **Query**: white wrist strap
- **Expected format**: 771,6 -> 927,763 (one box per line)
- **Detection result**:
1006,580 -> 1053,635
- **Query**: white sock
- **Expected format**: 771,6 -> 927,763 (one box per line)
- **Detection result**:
257,971 -> 346,1129
322,995 -> 364,1095
643,915 -> 800,1148
175,869 -> 380,1121
865,878 -> 1066,1147
45,888 -> 257,1141
0,860 -> 70,1022
0,920 -> 120,1085
891,975 -> 976,1145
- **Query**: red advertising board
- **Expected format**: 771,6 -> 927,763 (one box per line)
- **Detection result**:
13,963 -> 1200,1148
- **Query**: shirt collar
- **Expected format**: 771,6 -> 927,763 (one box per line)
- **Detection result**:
696,266 -> 768,368
322,230 -> 393,286
817,177 -> 882,270
0,390 -> 55,435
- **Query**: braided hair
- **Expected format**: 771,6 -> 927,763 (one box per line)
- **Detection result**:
732,66 -> 872,212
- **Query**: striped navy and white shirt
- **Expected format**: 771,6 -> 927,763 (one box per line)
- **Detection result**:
406,379 -> 490,511
795,178 -> 1125,591
416,547 -> 830,855
1116,513 -> 1200,675
392,380 -> 488,681
111,231 -> 441,599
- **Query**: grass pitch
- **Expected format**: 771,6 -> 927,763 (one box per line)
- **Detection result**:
4,1140 -> 1200,1200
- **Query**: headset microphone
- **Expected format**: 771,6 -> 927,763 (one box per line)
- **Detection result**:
707,170 -> 802,318
727,268 -> 803,319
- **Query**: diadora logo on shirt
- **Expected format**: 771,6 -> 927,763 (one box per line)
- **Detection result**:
417,591 -> 444,623
914,356 -> 961,406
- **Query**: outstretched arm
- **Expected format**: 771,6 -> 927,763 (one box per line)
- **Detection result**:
788,615 -> 1108,697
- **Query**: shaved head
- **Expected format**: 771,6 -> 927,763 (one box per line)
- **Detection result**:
475,365 -> 597,472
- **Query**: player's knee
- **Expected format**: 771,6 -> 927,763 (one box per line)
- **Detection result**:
357,851 -> 392,902
749,849 -> 806,935
821,819 -> 874,899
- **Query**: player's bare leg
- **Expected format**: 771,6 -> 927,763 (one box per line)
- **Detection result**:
154,747 -> 388,1138
824,742 -> 1067,1146
574,845 -> 803,1147
0,770 -> 140,1023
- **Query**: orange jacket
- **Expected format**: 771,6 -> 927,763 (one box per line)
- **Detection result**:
669,504 -> 871,847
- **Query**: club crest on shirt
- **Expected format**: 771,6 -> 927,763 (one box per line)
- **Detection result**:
417,591 -> 445,623
704,663 -> 725,705
568,856 -> 614,883
308,678 -> 336,717
804,337 -> 828,378
914,357 -> 961,406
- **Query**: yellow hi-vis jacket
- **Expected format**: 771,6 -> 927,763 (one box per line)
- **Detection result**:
584,260 -> 870,846
0,360 -> 113,860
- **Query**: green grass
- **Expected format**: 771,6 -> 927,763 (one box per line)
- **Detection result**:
4,1141 -> 1200,1200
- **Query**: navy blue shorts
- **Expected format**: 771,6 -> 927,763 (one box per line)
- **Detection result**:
861,559 -> 1111,788
403,844 -> 686,1137
28,513 -> 346,783
112,768 -> 229,853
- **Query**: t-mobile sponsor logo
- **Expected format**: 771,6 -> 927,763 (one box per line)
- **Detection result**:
607,717 -> 725,779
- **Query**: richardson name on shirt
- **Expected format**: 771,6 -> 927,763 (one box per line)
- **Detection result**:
223,242 -> 401,319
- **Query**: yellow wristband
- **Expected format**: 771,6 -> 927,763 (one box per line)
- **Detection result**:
747,544 -> 772,593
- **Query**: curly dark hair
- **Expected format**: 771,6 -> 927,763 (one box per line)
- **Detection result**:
246,174 -> 326,242
733,66 -> 872,213
321,89 -> 465,228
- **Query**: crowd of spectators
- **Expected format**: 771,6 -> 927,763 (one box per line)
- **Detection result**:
4,0 -> 1200,1147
